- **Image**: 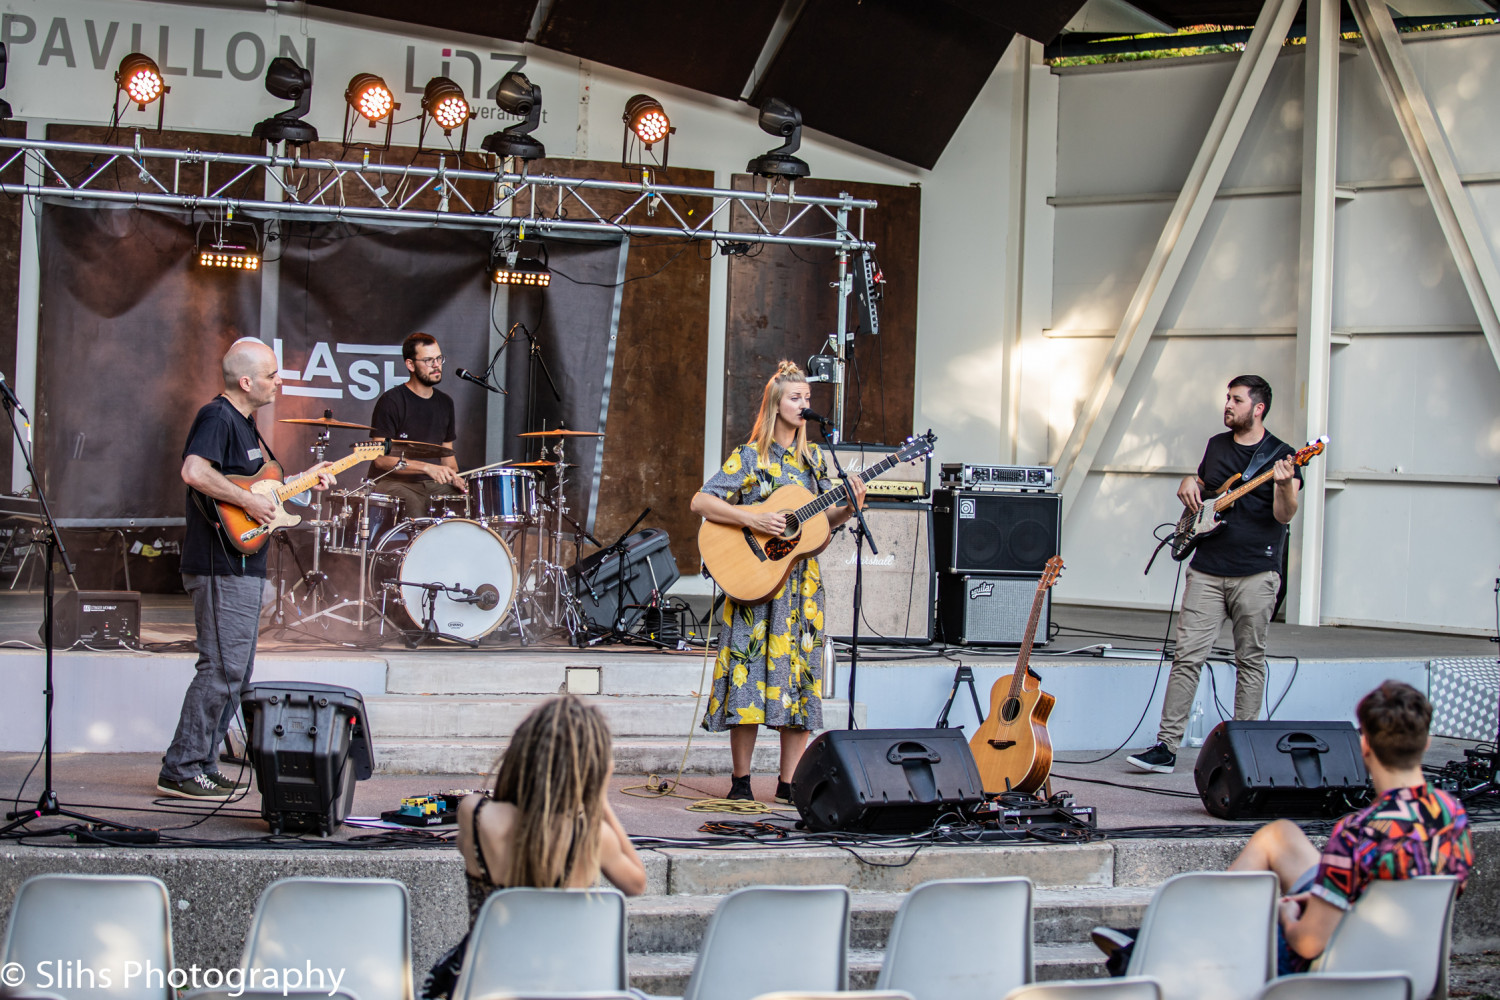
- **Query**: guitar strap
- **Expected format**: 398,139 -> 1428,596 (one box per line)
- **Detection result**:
1241,431 -> 1285,484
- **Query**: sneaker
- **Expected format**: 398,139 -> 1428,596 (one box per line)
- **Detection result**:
1090,926 -> 1138,977
203,768 -> 251,790
775,780 -> 793,805
726,774 -> 755,801
156,773 -> 232,799
1125,743 -> 1176,774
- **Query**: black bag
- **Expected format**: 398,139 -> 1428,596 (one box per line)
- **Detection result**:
421,933 -> 470,1000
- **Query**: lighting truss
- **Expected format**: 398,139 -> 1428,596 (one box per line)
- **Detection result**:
0,137 -> 877,252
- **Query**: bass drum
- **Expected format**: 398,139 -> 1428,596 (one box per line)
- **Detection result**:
370,519 -> 517,640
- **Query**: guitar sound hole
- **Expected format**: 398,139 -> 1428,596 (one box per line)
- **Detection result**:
783,513 -> 800,538
1000,698 -> 1021,724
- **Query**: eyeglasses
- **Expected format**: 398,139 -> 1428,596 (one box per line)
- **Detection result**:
414,355 -> 445,367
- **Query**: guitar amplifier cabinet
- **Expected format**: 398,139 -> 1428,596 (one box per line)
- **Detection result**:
933,489 -> 1060,575
821,502 -> 933,644
1194,721 -> 1372,820
830,441 -> 931,499
791,728 -> 986,833
936,573 -> 1050,647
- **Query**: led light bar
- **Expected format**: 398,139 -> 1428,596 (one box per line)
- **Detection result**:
491,256 -> 550,286
198,248 -> 261,270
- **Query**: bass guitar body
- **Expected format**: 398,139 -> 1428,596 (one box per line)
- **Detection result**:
968,677 -> 1056,795
697,483 -> 831,604
215,463 -> 300,555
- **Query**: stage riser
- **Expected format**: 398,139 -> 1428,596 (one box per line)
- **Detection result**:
384,658 -> 723,697
373,739 -> 791,776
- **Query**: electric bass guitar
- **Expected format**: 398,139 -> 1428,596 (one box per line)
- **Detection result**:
215,441 -> 389,555
1168,436 -> 1328,562
698,431 -> 936,604
968,555 -> 1063,795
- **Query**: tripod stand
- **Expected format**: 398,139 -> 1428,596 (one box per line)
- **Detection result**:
396,579 -> 482,649
0,378 -> 132,837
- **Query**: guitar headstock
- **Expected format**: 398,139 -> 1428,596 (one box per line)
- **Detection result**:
896,429 -> 937,464
1039,555 -> 1065,589
356,441 -> 392,459
1293,435 -> 1329,466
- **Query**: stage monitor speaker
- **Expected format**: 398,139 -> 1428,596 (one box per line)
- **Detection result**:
43,590 -> 141,648
1194,720 -> 1372,820
791,728 -> 986,833
242,681 -> 375,835
936,573 -> 1050,647
568,528 -> 679,631
822,502 -> 933,644
933,489 -> 1060,576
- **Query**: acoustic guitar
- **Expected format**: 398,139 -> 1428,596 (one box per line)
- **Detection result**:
214,441 -> 388,555
968,555 -> 1064,795
1168,436 -> 1327,562
697,432 -> 936,604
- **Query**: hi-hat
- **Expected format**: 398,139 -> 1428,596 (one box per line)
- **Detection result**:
386,439 -> 454,458
511,459 -> 577,468
516,429 -> 604,438
279,416 -> 373,430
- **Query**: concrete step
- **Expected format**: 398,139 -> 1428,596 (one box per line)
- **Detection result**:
373,736 -> 790,775
625,887 -> 1153,953
626,942 -> 1105,994
384,654 -> 719,697
362,693 -> 857,739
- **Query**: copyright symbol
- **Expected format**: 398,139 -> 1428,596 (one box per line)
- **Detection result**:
1,962 -> 25,987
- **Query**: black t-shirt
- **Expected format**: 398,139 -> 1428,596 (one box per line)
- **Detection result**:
1189,431 -> 1302,578
181,396 -> 270,578
371,384 -> 456,481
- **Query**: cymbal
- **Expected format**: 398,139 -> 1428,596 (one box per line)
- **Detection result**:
511,460 -> 578,469
279,416 -> 373,430
386,439 -> 454,458
516,429 -> 604,438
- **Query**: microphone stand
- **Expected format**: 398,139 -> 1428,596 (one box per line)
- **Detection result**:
394,579 -> 480,649
0,380 -> 132,837
816,420 -> 876,731
584,507 -> 672,650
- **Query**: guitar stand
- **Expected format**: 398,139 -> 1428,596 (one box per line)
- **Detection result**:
935,664 -> 985,729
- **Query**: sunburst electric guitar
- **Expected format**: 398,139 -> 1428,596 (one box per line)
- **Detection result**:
698,431 -> 936,604
968,556 -> 1064,795
214,441 -> 389,555
1168,436 -> 1328,562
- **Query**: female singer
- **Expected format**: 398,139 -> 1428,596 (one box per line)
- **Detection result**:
691,360 -> 866,802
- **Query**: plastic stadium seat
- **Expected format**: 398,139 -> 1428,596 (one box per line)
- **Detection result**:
1004,980 -> 1162,1000
1257,972 -> 1412,1000
876,877 -> 1034,1000
1125,872 -> 1277,1000
454,888 -> 627,1000
681,886 -> 850,1000
1313,876 -> 1459,1000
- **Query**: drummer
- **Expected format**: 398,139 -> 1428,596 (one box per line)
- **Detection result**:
369,332 -> 466,518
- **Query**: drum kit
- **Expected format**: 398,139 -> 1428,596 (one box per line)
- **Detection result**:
268,413 -> 602,647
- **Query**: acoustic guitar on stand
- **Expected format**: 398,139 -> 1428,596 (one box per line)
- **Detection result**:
968,555 -> 1063,795
1168,436 -> 1328,562
215,441 -> 389,555
698,431 -> 936,604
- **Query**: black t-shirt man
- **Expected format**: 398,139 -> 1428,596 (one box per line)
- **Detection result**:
181,395 -> 270,577
370,384 -> 456,482
1189,431 -> 1303,578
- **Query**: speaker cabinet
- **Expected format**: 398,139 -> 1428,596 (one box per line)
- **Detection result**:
933,489 -> 1060,575
568,528 -> 680,631
936,573 -> 1051,647
1194,720 -> 1372,820
791,728 -> 986,833
242,681 -> 375,835
821,502 -> 933,644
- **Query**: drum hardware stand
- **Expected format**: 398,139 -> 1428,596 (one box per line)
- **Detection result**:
518,437 -> 591,641
818,420 -> 876,730
395,579 -> 482,649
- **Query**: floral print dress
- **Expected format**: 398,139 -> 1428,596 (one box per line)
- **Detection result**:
700,440 -> 834,732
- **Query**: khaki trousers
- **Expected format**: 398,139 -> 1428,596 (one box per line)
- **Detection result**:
1157,567 -> 1280,752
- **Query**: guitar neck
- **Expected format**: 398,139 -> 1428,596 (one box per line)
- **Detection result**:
274,451 -> 367,501
1005,585 -> 1048,699
792,455 -> 898,521
1212,465 -> 1279,512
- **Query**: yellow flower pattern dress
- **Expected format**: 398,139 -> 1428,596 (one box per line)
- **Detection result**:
700,441 -> 833,732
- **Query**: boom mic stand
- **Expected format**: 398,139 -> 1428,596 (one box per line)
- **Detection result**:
0,377 -> 132,837
815,419 -> 876,731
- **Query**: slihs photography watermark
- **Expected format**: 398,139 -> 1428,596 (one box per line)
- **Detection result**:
0,959 -> 349,996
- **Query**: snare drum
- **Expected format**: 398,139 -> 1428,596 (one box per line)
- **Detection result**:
471,468 -> 536,527
428,492 -> 471,519
327,492 -> 399,555
369,519 -> 517,641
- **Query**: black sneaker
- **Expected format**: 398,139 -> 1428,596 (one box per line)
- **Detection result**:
1125,743 -> 1176,774
156,774 -> 232,799
726,774 -> 755,801
203,768 -> 251,790
775,780 -> 793,804
1091,926 -> 1138,977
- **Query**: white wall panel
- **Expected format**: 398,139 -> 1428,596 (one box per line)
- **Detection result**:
1059,471 -> 1208,608
1407,30 -> 1500,176
1051,203 -> 1171,330
1336,52 -> 1421,183
1156,195 -> 1302,330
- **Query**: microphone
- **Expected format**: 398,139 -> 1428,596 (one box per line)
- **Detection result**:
0,371 -> 29,419
454,368 -> 500,393
800,407 -> 831,426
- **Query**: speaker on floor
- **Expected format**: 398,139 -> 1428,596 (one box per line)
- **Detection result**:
791,728 -> 986,833
933,489 -> 1060,575
568,528 -> 680,631
1194,720 -> 1372,820
242,681 -> 375,835
936,573 -> 1051,647
821,502 -> 933,644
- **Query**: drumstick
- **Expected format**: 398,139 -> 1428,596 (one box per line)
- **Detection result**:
458,459 -> 515,478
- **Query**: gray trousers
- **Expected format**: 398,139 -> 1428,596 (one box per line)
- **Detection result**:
1156,567 -> 1280,752
161,573 -> 263,782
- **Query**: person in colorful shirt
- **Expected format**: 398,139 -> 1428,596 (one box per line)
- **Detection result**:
691,360 -> 866,803
1093,680 -> 1472,977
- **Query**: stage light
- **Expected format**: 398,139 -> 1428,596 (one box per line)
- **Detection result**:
747,97 -> 810,180
198,247 -> 261,270
345,73 -> 395,123
481,71 -> 545,161
116,52 -> 165,109
489,245 -> 551,287
422,76 -> 470,134
252,57 -> 318,147
623,94 -> 671,145
0,44 -> 13,121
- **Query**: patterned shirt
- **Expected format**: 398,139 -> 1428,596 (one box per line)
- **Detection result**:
1310,783 -> 1473,912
